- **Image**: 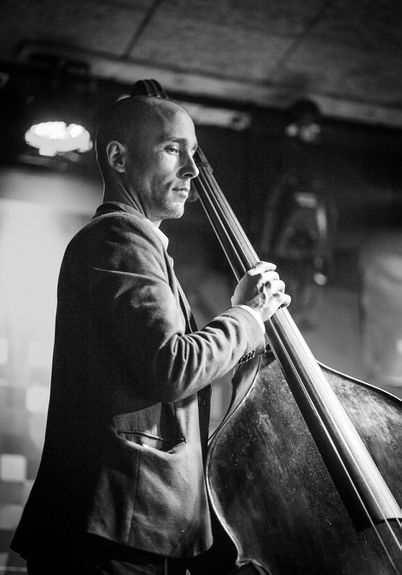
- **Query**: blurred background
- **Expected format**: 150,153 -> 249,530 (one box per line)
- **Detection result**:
0,1 -> 401,571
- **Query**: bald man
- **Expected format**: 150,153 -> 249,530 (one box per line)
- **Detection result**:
11,94 -> 289,574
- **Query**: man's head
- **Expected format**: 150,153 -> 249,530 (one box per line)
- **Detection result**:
96,95 -> 199,226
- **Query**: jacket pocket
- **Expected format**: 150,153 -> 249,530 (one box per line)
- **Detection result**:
116,430 -> 184,452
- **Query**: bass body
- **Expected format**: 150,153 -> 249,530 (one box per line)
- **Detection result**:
207,353 -> 401,575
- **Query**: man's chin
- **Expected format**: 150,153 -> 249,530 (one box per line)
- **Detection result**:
166,204 -> 186,220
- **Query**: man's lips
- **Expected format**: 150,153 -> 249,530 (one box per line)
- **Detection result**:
172,187 -> 190,198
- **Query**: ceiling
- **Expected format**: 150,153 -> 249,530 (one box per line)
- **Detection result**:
1,0 -> 402,132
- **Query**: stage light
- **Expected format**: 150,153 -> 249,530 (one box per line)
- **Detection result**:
286,99 -> 322,143
25,121 -> 92,156
180,101 -> 252,130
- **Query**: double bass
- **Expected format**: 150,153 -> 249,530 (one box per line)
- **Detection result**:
135,80 -> 401,575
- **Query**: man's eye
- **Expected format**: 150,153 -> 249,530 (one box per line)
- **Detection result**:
166,145 -> 179,154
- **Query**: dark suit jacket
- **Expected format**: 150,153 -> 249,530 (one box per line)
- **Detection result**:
11,204 -> 265,559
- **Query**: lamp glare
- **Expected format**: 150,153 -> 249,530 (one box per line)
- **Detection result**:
25,121 -> 93,156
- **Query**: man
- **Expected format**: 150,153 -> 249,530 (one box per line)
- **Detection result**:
11,92 -> 290,574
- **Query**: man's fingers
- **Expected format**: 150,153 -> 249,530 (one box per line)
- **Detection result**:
270,279 -> 286,293
261,271 -> 280,286
248,261 -> 277,276
279,293 -> 292,308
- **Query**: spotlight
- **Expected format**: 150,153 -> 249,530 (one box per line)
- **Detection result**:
25,121 -> 92,156
286,99 -> 322,143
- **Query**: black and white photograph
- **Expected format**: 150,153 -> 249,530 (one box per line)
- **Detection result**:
0,1 -> 401,574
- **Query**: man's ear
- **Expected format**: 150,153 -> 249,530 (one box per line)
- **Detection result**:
106,140 -> 127,173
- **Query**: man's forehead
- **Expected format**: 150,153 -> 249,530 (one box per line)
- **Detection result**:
152,99 -> 194,126
136,100 -> 196,140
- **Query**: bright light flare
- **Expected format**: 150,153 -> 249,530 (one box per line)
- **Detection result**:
25,121 -> 93,156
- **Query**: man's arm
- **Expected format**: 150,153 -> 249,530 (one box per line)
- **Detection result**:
90,214 -> 268,403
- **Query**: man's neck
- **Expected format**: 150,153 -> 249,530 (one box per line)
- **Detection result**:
100,200 -> 169,249
102,198 -> 163,229
103,183 -> 144,217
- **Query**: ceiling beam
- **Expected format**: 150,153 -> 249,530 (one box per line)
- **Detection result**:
17,41 -> 402,130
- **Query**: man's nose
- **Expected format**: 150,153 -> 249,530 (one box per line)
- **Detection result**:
179,154 -> 199,179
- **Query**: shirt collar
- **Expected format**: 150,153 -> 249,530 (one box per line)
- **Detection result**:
149,221 -> 169,250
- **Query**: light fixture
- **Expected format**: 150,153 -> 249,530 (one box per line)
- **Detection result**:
180,101 -> 252,130
24,121 -> 92,157
285,99 -> 322,143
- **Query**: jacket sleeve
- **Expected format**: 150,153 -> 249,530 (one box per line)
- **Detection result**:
90,214 -> 266,403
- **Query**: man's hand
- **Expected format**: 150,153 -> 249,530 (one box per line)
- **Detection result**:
231,261 -> 291,323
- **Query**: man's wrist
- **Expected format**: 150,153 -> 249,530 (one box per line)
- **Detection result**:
234,304 -> 265,334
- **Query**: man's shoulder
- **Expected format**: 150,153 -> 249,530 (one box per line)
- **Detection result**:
63,207 -> 166,272
72,208 -> 159,247
92,206 -> 151,231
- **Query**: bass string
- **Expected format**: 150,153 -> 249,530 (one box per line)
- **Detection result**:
195,176 -> 255,271
195,147 -> 400,570
195,150 -> 258,270
195,174 -> 248,279
271,310 -> 401,536
267,317 -> 400,569
194,172 -> 253,278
